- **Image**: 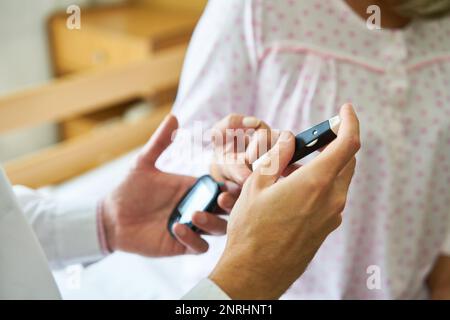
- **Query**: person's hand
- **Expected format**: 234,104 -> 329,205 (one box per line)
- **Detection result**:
209,104 -> 360,299
210,114 -> 298,186
100,114 -> 239,256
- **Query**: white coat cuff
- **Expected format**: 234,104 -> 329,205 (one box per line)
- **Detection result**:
52,200 -> 105,267
182,278 -> 231,300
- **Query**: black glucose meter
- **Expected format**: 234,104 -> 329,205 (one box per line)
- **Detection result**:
290,115 -> 341,164
168,175 -> 221,236
252,115 -> 342,170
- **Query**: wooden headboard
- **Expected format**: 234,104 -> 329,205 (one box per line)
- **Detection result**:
0,44 -> 187,188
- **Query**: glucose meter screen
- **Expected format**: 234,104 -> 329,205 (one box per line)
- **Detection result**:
178,181 -> 212,224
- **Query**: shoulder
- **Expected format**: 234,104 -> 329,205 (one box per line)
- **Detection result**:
408,15 -> 450,55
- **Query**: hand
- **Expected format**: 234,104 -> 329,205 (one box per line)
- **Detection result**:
101,114 -> 239,256
210,114 -> 299,186
427,255 -> 450,299
209,104 -> 360,299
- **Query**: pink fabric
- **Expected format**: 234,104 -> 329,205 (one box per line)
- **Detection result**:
158,0 -> 450,299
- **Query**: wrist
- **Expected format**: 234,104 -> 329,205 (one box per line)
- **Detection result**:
96,199 -> 115,254
209,246 -> 286,300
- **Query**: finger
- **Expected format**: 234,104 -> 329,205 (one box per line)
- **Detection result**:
336,157 -> 357,190
192,212 -> 228,236
217,181 -> 241,213
229,164 -> 252,185
221,163 -> 252,185
251,131 -> 296,188
172,223 -> 209,254
138,114 -> 179,167
212,115 -> 268,152
325,158 -> 356,219
214,114 -> 262,133
217,191 -> 239,212
220,180 -> 241,195
309,103 -> 360,177
246,128 -> 279,165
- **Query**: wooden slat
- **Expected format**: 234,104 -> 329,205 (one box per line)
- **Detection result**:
4,105 -> 171,188
0,45 -> 186,134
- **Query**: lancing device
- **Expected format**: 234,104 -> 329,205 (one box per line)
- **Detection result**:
289,115 -> 341,164
252,116 -> 341,170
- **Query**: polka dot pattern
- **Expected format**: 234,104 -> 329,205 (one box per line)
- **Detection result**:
158,0 -> 450,299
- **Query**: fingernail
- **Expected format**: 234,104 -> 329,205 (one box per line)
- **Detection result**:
243,116 -> 260,128
222,197 -> 232,209
343,103 -> 353,112
196,213 -> 208,225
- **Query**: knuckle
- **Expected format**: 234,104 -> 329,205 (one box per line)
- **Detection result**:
347,135 -> 361,152
334,196 -> 347,214
337,202 -> 346,214
331,214 -> 343,229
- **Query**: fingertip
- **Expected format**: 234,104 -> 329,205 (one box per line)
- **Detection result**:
192,213 -> 228,236
217,192 -> 235,211
159,113 -> 179,136
220,180 -> 241,194
192,211 -> 208,226
242,116 -> 261,128
342,102 -> 353,112
278,130 -> 295,144
340,103 -> 359,127
197,242 -> 209,254
172,222 -> 187,237
173,223 -> 209,254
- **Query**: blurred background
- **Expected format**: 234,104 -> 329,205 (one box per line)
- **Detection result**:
0,0 -> 211,299
0,0 -> 207,187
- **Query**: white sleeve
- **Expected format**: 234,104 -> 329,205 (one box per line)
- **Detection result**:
12,186 -> 105,269
182,278 -> 231,300
157,0 -> 260,176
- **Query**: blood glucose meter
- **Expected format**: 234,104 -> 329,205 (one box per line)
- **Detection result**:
252,115 -> 341,170
290,115 -> 341,164
168,175 -> 221,236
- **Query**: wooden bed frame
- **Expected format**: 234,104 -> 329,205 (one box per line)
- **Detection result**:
0,44 -> 187,188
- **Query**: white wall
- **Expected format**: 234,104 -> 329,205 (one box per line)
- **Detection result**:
0,0 -> 119,163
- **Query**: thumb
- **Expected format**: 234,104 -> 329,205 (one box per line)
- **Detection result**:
137,114 -> 179,167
